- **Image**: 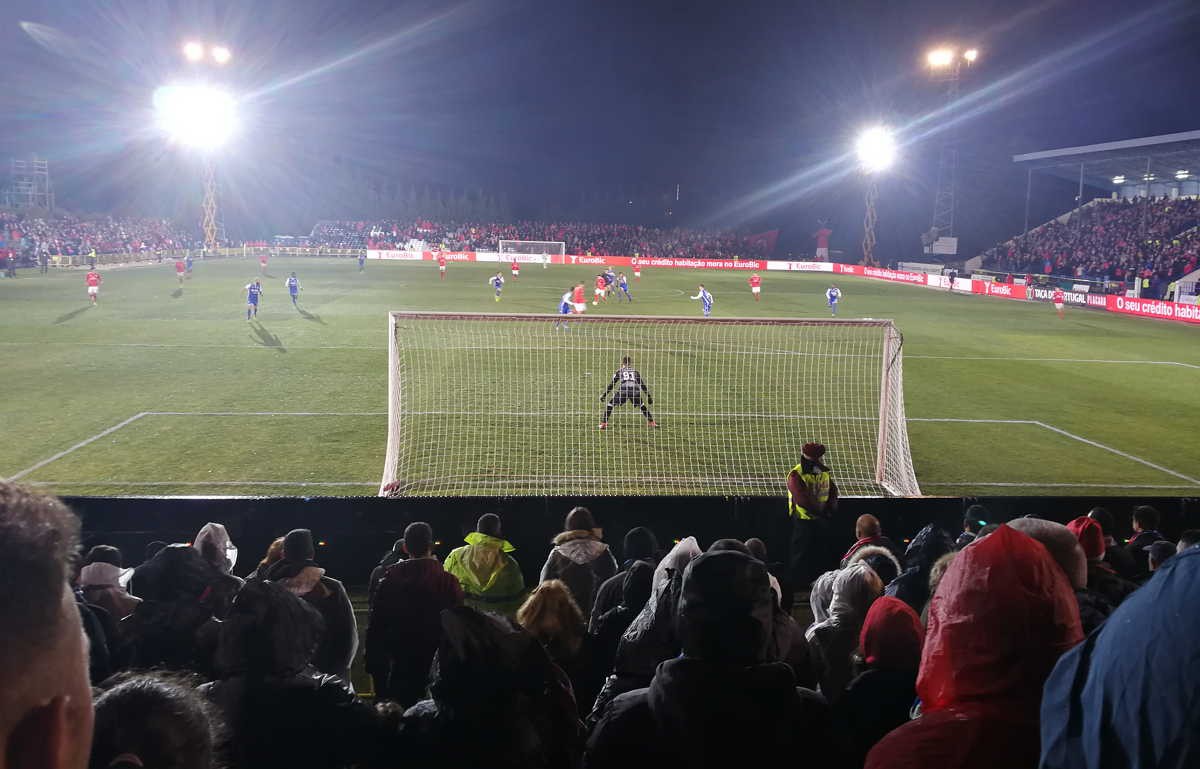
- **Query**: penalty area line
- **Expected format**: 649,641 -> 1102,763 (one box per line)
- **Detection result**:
1031,421 -> 1200,487
6,412 -> 151,482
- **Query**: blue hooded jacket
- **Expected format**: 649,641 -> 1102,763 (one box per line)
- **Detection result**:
1040,546 -> 1200,769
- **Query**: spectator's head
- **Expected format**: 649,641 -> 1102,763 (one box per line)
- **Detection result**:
623,526 -> 658,563
963,504 -> 989,533
678,551 -> 773,665
847,545 -> 901,587
476,513 -> 502,538
564,506 -> 596,534
1066,516 -> 1106,563
707,538 -> 751,554
143,541 -> 167,564
1007,517 -> 1088,589
855,514 -> 881,539
281,528 -> 315,563
516,580 -> 585,657
0,482 -> 92,769
801,441 -> 829,472
193,522 -> 236,574
927,552 -> 957,600
214,579 -> 323,678
743,537 -> 768,563
976,522 -> 1001,538
89,676 -> 220,769
1131,505 -> 1161,534
1177,529 -> 1200,553
130,544 -> 218,603
860,596 -> 924,672
902,524 -> 954,571
1087,506 -> 1116,537
257,536 -> 285,572
402,522 -> 433,558
1145,541 -> 1175,572
85,545 -> 123,568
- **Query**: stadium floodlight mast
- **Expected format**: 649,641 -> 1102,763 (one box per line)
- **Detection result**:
855,126 -> 896,266
926,44 -> 979,246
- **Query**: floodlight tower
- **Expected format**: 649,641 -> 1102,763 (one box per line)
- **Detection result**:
925,46 -> 978,247
855,126 -> 896,266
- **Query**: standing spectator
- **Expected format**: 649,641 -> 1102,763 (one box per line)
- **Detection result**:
586,550 -> 842,769
1040,546 -> 1200,769
955,504 -> 989,548
787,441 -> 840,585
539,507 -> 618,617
245,536 -> 284,580
1086,507 -> 1136,579
264,529 -> 357,683
805,562 -> 883,702
745,537 -> 784,606
90,675 -> 221,769
365,522 -> 463,706
518,579 -> 599,712
1123,505 -> 1166,579
840,514 -> 903,567
814,221 -> 833,260
79,544 -> 141,621
589,561 -> 653,689
885,524 -> 954,613
443,513 -> 526,616
865,525 -> 1083,769
367,538 -> 404,610
0,482 -> 94,769
589,526 -> 659,628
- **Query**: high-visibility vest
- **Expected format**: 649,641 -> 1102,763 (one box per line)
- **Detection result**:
787,464 -> 832,520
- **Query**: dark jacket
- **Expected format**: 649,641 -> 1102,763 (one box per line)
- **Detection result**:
365,557 -> 463,706
540,530 -> 618,617
586,658 -> 843,769
884,524 -> 954,613
589,557 -> 655,631
1123,530 -> 1165,580
266,560 -> 358,682
1084,560 -> 1138,608
368,548 -> 404,610
1040,547 -> 1200,769
1100,535 -> 1137,580
589,562 -> 654,689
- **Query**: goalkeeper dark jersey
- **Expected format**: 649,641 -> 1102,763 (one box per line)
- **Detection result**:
612,366 -> 646,392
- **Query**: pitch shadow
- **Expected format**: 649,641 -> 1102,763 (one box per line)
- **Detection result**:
249,321 -> 287,353
171,288 -> 183,299
53,305 -> 90,325
297,307 -> 325,325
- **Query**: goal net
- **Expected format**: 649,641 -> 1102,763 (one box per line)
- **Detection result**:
380,313 -> 920,498
498,240 -> 565,257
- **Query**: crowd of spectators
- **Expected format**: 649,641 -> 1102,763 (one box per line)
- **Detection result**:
0,210 -> 197,260
982,197 -> 1200,294
2,478 -> 1199,769
309,218 -> 771,259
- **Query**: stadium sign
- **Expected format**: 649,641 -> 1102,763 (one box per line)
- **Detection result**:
1109,295 -> 1200,324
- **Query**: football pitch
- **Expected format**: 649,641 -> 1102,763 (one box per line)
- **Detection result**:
2,256 -> 1198,497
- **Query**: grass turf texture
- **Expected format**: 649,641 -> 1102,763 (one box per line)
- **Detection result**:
1,256 -> 1197,497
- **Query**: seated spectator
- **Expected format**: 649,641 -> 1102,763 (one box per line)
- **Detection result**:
589,526 -> 659,628
590,561 -> 653,689
920,552 -> 957,625
0,482 -> 94,769
518,579 -> 599,712
885,523 -> 954,612
400,607 -> 584,769
77,589 -> 117,684
192,523 -> 243,616
79,544 -> 140,620
127,541 -> 167,597
1123,504 -> 1165,579
1008,517 -> 1113,634
245,536 -> 283,580
264,529 -> 356,682
955,504 -> 989,548
865,525 -> 1083,769
1086,506 -> 1136,579
744,537 -> 786,607
203,580 -> 396,769
367,538 -> 404,609
1040,545 -> 1200,768
444,513 -> 526,616
841,514 -> 903,566
1143,540 -> 1175,579
1178,528 -> 1200,553
805,562 -> 883,702
90,675 -> 220,769
835,596 -> 924,766
1065,516 -> 1138,609
844,543 -> 902,588
539,506 -> 618,617
365,522 -> 463,706
586,550 -> 842,769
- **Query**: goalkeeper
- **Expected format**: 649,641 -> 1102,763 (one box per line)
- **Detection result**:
599,356 -> 658,430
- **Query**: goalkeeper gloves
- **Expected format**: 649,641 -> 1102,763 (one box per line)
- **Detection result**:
647,396 -> 653,405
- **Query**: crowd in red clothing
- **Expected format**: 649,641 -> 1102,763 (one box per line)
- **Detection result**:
0,210 -> 197,257
983,197 -> 1200,291
309,219 -> 771,259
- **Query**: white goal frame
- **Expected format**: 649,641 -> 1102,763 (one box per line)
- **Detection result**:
498,240 -> 565,265
379,312 -> 921,498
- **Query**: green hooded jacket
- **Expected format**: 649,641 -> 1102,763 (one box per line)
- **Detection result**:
443,532 -> 526,616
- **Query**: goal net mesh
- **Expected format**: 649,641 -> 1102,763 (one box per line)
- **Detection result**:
380,313 -> 920,497
498,240 -> 565,256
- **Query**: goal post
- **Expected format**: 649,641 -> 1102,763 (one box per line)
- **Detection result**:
379,312 -> 921,498
498,240 -> 564,267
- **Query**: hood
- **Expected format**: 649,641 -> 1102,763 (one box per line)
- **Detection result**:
552,532 -> 611,565
678,551 -> 774,664
647,658 -> 797,744
860,596 -> 923,672
272,565 -> 326,596
1040,547 -> 1200,769
1006,517 -> 1088,589
215,579 -> 323,677
903,524 -> 954,571
451,538 -> 517,595
1065,516 -> 1105,562
465,531 -> 515,552
808,569 -> 839,627
918,525 -> 1082,714
79,561 -> 134,590
847,545 -> 902,586
619,536 -> 701,674
430,606 -> 555,707
193,522 -> 237,573
805,563 -> 882,646
131,543 -> 219,602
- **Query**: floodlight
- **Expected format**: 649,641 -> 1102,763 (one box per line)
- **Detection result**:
927,48 -> 955,68
1143,173 -> 1155,182
963,48 -> 979,63
855,126 -> 897,174
1176,170 -> 1189,180
183,41 -> 205,62
1111,175 -> 1125,185
153,84 -> 237,151
211,45 -> 231,64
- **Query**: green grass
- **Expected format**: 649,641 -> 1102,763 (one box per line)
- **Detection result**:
1,256 -> 1198,497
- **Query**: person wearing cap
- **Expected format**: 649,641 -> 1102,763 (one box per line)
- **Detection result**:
585,550 -> 841,769
79,544 -> 141,621
786,441 -> 840,585
1142,540 -> 1175,582
1065,516 -> 1138,610
955,504 -> 989,549
1085,507 -> 1136,580
444,513 -> 526,617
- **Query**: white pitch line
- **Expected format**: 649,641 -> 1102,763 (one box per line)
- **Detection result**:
24,481 -> 378,487
909,355 -> 1200,370
921,482 -> 1200,489
1031,421 -> 1200,486
144,411 -> 386,417
6,412 -> 150,482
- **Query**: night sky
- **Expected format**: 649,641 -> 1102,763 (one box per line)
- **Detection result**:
0,0 -> 1197,258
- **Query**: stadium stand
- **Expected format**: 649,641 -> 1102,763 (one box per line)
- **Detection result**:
0,210 -> 197,260
309,218 -> 772,258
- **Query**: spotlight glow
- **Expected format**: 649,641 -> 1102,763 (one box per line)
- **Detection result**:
211,45 -> 232,64
153,84 -> 237,151
1112,175 -> 1126,185
963,48 -> 979,63
855,126 -> 897,173
1175,170 -> 1189,180
927,48 -> 955,68
182,41 -> 205,62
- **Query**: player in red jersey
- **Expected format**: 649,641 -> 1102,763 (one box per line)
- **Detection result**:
632,255 -> 642,281
593,274 -> 608,305
175,259 -> 186,285
438,253 -> 447,280
748,272 -> 762,302
572,283 -> 587,313
85,269 -> 102,305
1052,287 -> 1065,320
511,259 -> 520,280
259,252 -> 269,275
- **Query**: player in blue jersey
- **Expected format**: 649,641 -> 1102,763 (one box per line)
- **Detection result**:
285,272 -> 301,306
603,267 -> 617,288
245,279 -> 263,320
616,271 -> 632,302
826,285 -> 842,316
690,284 -> 714,317
555,288 -> 573,330
488,272 -> 505,302
358,252 -> 366,272
185,252 -> 194,278
599,356 -> 657,430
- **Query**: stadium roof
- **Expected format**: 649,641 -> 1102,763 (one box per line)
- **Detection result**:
1013,130 -> 1200,189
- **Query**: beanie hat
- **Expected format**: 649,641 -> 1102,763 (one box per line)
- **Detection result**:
477,513 -> 502,538
564,506 -> 596,532
801,442 -> 827,461
282,528 -> 315,562
1066,516 -> 1105,562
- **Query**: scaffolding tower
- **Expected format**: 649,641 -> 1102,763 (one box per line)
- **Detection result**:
4,157 -> 55,210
